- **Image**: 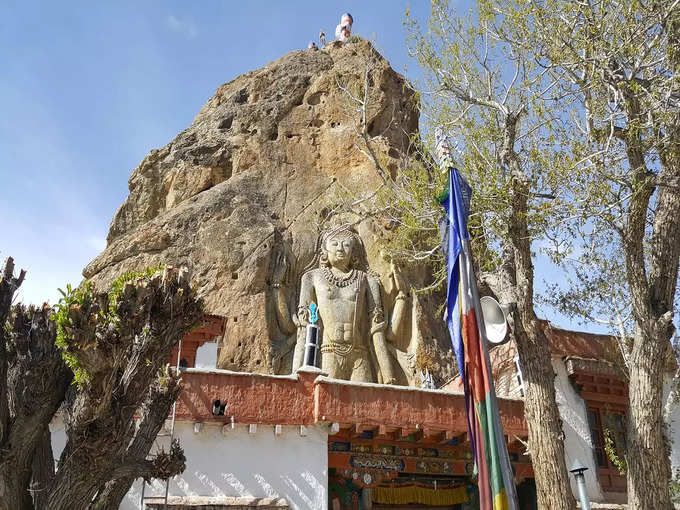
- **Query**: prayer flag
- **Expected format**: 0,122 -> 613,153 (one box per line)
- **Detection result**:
440,168 -> 519,510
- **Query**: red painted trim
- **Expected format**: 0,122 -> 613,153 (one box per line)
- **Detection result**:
173,369 -> 527,437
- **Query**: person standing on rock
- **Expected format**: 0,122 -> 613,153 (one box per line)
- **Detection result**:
335,12 -> 353,42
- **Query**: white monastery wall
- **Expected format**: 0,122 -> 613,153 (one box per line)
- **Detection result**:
50,419 -> 328,510
663,377 -> 680,474
551,358 -> 605,503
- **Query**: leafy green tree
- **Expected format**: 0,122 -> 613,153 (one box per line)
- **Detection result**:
398,2 -> 578,508
322,2 -> 579,508
490,1 -> 680,507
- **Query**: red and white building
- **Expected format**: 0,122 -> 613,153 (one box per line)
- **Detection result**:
49,317 -> 680,509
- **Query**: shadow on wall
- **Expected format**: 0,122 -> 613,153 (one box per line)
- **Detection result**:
126,423 -> 328,510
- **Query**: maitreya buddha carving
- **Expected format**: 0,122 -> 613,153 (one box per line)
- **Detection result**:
272,224 -> 408,384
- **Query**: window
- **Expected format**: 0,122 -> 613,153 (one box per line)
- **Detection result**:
587,407 -> 627,471
603,411 -> 627,462
587,409 -> 606,467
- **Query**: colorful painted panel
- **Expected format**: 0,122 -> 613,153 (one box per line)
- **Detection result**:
377,445 -> 394,455
340,469 -> 397,488
394,446 -> 417,456
350,455 -> 405,471
351,444 -> 372,453
414,459 -> 454,474
330,442 -> 351,452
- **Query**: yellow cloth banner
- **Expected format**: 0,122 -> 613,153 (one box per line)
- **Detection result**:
372,485 -> 468,506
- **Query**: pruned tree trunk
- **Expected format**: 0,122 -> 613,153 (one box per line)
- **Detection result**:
0,265 -> 71,510
46,267 -> 201,510
1,260 -> 201,509
0,257 -> 25,448
88,373 -> 184,510
31,426 -> 55,510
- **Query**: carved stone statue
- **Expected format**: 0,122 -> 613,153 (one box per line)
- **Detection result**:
286,225 -> 408,383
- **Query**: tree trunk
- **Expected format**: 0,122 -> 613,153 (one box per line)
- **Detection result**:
627,323 -> 673,510
0,264 -> 69,510
624,125 -> 680,510
0,258 -> 25,448
0,259 -> 30,510
47,455 -> 106,510
46,268 -> 200,510
0,462 -> 33,510
88,374 -> 183,510
89,479 -> 136,510
31,426 -> 55,510
515,319 -> 575,509
501,113 -> 575,510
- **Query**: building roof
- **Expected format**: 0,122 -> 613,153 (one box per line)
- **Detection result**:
486,321 -> 626,375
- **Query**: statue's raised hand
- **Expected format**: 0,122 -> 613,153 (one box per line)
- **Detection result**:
389,262 -> 407,298
271,248 -> 292,287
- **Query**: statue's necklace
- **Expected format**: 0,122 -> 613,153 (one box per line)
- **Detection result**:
322,267 -> 358,288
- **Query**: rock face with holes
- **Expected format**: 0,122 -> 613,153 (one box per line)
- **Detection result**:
83,39 -> 456,385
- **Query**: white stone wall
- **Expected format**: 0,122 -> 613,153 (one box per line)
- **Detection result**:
50,419 -> 328,510
664,377 -> 680,474
551,358 -> 605,503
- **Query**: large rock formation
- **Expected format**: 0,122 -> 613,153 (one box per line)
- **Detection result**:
84,40 -> 455,386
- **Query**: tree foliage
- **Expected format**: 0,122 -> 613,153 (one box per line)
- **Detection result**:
488,1 -> 680,507
394,0 -> 679,507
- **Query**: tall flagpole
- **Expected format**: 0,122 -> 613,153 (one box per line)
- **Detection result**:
436,130 -> 519,510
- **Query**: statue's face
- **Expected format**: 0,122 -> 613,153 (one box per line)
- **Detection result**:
325,234 -> 356,269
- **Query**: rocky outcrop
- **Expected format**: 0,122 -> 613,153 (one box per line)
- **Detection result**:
83,40 -> 455,385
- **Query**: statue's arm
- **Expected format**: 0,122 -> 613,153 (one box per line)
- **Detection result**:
292,271 -> 314,371
274,287 -> 298,336
366,275 -> 396,384
271,248 -> 298,336
366,276 -> 387,334
387,266 -> 409,342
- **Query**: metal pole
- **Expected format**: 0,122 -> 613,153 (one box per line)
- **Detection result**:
574,472 -> 590,510
140,479 -> 146,510
163,336 -> 183,510
303,324 -> 320,367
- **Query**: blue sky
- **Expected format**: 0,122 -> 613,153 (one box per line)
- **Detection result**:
0,1 -> 598,332
0,1 -> 432,304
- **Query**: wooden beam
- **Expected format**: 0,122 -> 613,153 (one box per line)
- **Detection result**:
351,423 -> 376,438
580,391 -> 628,406
422,428 -> 445,443
376,425 -> 395,441
399,427 -> 423,442
439,430 -> 457,444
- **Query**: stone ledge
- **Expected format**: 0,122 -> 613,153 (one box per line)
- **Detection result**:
144,496 -> 289,509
